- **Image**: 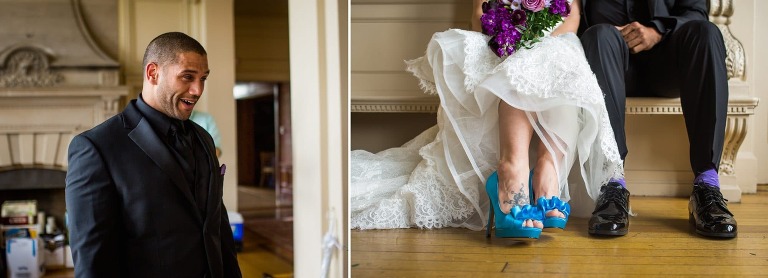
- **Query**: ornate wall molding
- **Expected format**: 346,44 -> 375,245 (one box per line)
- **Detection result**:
0,48 -> 63,87
351,96 -> 439,113
352,103 -> 440,113
625,96 -> 758,115
709,0 -> 746,80
719,116 -> 747,176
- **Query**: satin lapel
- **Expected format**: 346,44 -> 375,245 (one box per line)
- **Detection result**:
192,124 -> 219,222
129,117 -> 203,223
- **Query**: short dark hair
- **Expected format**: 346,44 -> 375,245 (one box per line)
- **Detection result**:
141,32 -> 207,70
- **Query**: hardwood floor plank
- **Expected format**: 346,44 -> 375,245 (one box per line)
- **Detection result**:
352,249 -> 768,260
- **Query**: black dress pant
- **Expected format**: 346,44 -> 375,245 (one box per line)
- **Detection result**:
580,21 -> 729,175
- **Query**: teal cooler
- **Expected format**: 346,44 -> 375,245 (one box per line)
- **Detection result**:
227,212 -> 243,252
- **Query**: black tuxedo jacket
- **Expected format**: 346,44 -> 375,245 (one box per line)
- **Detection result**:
65,99 -> 241,277
578,0 -> 708,38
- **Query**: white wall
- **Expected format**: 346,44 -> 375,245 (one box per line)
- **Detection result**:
234,1 -> 290,82
199,0 -> 238,210
733,0 -> 768,184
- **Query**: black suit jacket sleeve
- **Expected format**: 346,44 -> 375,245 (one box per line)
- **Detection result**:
650,0 -> 708,37
220,203 -> 243,277
65,134 -> 122,277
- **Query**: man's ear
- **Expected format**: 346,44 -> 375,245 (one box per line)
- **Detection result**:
146,63 -> 159,85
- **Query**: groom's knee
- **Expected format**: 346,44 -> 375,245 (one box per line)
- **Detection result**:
580,24 -> 626,53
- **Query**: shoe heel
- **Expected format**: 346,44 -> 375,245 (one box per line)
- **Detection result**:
486,203 -> 493,238
688,212 -> 695,230
528,169 -> 535,204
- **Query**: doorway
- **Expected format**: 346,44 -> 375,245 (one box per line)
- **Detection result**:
234,81 -> 294,262
233,0 -> 293,275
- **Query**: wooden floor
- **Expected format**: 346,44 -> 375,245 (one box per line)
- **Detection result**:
351,185 -> 768,276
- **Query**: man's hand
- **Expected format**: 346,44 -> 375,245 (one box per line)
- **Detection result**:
616,22 -> 662,54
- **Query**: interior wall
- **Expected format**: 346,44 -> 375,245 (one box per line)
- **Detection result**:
755,1 -> 768,183
234,0 -> 289,82
726,0 -> 758,190
350,0 -> 469,153
351,113 -> 437,152
199,0 -> 238,210
351,0 -> 471,100
733,0 -> 768,184
80,0 -> 119,60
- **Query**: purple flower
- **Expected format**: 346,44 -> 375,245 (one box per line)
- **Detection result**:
492,27 -> 522,56
481,0 -> 566,57
521,0 -> 545,12
505,0 -> 523,10
549,0 -> 570,16
510,9 -> 527,26
480,13 -> 498,34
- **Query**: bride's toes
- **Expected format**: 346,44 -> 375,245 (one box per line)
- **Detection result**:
521,219 -> 544,229
523,219 -> 532,227
546,208 -> 566,219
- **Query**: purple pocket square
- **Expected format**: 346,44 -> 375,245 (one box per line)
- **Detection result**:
220,164 -> 226,176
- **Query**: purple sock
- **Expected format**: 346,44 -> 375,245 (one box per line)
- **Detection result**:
609,178 -> 626,189
694,169 -> 720,188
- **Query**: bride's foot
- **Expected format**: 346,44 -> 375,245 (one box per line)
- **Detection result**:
531,156 -> 571,231
497,161 -> 542,229
532,158 -> 566,219
485,171 -> 544,240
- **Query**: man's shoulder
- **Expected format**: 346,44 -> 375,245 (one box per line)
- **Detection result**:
77,106 -> 137,142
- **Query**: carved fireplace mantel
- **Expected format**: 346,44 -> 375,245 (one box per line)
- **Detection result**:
0,0 -> 128,184
0,87 -> 127,172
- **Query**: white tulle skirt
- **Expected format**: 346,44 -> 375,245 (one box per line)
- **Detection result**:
351,29 -> 624,231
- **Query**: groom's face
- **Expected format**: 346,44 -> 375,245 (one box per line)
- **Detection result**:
152,51 -> 210,120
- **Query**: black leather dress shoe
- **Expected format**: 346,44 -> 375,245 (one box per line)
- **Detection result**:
588,182 -> 630,236
689,183 -> 737,238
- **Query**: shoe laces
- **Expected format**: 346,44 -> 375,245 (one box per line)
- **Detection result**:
694,183 -> 730,211
599,184 -> 628,207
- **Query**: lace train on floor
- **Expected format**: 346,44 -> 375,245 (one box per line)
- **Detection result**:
351,29 -> 623,230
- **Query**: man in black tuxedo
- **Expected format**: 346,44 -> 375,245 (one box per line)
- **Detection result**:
578,0 -> 737,238
65,32 -> 242,277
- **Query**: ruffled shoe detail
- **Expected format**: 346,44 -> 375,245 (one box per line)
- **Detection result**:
511,204 -> 545,222
536,196 -> 571,231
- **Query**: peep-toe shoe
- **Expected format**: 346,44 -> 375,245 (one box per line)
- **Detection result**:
485,171 -> 543,240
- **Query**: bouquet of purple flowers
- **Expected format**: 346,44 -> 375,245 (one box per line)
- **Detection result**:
481,0 -> 572,57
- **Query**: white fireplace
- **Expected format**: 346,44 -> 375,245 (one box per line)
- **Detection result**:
0,0 -> 128,221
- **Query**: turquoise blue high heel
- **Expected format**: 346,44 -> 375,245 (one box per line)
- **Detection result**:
528,169 -> 571,231
536,196 -> 571,231
485,171 -> 543,241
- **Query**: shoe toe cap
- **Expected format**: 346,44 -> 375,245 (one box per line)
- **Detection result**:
592,222 -> 627,232
705,223 -> 737,234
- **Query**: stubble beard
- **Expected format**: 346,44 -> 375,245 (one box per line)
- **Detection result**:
157,82 -> 188,121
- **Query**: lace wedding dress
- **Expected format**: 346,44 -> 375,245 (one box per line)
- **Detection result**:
351,29 -> 624,231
